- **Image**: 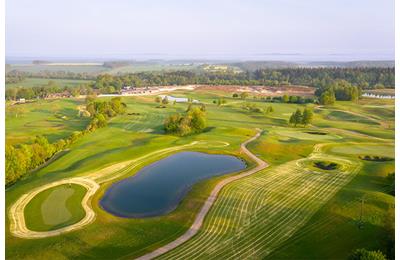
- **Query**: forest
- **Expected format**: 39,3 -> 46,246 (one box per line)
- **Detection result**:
5,67 -> 394,101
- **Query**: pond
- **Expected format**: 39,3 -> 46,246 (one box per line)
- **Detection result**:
99,151 -> 246,218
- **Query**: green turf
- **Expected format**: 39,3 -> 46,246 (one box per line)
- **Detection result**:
329,144 -> 395,157
24,184 -> 87,231
5,93 -> 395,259
6,98 -> 89,145
326,110 -> 380,125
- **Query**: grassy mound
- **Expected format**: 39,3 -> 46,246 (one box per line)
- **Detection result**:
24,184 -> 87,231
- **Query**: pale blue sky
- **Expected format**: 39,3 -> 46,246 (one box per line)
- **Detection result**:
6,0 -> 394,60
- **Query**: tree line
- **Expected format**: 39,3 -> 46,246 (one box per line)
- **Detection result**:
5,97 -> 126,186
5,67 -> 393,102
316,80 -> 361,105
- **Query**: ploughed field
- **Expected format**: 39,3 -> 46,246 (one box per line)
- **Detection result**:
5,89 -> 394,259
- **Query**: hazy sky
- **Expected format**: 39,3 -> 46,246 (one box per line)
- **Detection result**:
6,0 -> 394,60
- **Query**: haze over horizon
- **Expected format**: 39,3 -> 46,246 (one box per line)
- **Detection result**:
6,0 -> 394,61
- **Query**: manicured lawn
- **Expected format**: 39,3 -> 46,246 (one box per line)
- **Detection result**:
5,92 -> 395,259
6,99 -> 89,145
24,184 -> 87,231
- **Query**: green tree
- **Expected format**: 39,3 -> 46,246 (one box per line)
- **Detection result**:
282,94 -> 289,103
240,92 -> 249,99
162,96 -> 169,105
320,88 -> 336,105
349,248 -> 387,260
289,108 -> 303,127
188,107 -> 206,132
289,114 -> 295,125
302,108 -> 313,126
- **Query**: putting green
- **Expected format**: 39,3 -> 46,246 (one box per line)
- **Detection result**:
24,184 -> 87,231
274,129 -> 341,141
329,144 -> 394,157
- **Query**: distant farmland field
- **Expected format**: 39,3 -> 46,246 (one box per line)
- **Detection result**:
5,78 -> 93,88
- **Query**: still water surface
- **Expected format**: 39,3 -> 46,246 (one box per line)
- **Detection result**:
100,151 -> 246,218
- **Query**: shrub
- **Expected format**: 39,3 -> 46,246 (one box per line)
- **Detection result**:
349,248 -> 387,260
164,107 -> 206,136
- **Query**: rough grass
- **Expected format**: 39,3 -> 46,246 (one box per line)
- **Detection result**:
24,184 -> 87,231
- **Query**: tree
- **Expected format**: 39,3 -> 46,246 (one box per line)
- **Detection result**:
162,96 -> 169,105
232,93 -> 239,98
94,113 -> 107,128
164,107 -> 207,136
293,109 -> 303,126
155,96 -> 162,103
188,107 -> 206,133
164,114 -> 181,133
240,92 -> 249,99
217,98 -> 226,106
302,108 -> 313,126
289,108 -> 303,127
289,96 -> 298,103
349,248 -> 387,260
320,88 -> 336,105
110,97 -> 126,114
289,114 -> 296,125
282,94 -> 289,103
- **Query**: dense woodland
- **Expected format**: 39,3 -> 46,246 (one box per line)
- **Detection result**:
5,67 -> 394,101
5,97 -> 126,186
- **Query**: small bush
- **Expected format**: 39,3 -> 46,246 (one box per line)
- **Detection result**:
314,161 -> 338,170
349,248 -> 387,260
359,155 -> 394,162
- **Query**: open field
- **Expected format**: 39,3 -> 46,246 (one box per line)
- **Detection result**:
6,99 -> 89,145
5,89 -> 394,259
5,78 -> 92,89
6,63 -> 206,75
6,64 -> 106,74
